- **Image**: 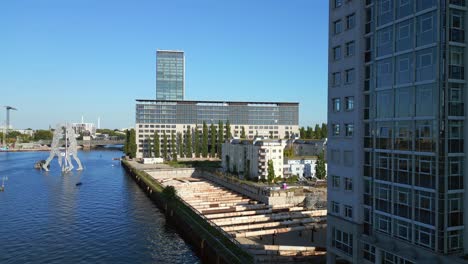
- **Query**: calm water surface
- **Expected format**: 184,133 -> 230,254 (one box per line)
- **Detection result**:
0,150 -> 199,264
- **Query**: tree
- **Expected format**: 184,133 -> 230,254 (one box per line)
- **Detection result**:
162,131 -> 168,160
153,132 -> 160,158
217,120 -> 224,158
314,124 -> 321,139
306,126 -> 313,139
177,132 -> 183,158
128,129 -> 137,158
123,129 -> 130,154
240,126 -> 246,139
299,127 -> 305,139
315,152 -> 326,180
267,159 -> 276,184
210,123 -> 217,158
202,122 -> 209,158
225,120 -> 232,140
255,130 -> 258,138
194,126 -> 200,158
171,131 -> 177,161
284,145 -> 294,158
321,123 -> 328,139
34,130 -> 53,141
185,126 -> 192,158
147,137 -> 153,158
269,131 -> 273,139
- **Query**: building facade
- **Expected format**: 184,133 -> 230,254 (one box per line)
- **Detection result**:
71,123 -> 96,137
328,0 -> 468,263
135,100 -> 299,158
156,50 -> 185,100
222,139 -> 285,180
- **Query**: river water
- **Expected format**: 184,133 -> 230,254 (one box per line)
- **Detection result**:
0,150 -> 199,264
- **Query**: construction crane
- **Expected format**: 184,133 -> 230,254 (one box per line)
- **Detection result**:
2,106 -> 17,147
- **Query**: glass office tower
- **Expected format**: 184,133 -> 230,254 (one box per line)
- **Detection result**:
156,50 -> 185,100
328,0 -> 468,263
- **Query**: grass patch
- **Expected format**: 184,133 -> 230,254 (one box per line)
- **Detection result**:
166,160 -> 221,169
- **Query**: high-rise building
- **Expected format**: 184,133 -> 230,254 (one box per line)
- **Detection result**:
156,50 -> 185,100
328,1 -> 467,263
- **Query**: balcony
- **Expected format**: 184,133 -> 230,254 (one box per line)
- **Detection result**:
449,102 -> 465,117
450,28 -> 465,43
364,51 -> 372,63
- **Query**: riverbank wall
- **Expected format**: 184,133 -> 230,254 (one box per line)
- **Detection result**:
121,160 -> 254,264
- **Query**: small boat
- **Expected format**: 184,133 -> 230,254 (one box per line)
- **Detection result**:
75,182 -> 82,186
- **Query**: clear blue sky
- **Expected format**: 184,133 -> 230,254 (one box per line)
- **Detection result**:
0,0 -> 329,129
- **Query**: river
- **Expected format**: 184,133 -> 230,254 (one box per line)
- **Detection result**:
0,150 -> 199,264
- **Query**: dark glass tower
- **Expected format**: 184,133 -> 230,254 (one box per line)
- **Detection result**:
156,50 -> 184,100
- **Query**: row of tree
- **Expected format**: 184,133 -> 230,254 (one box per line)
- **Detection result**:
299,123 -> 327,139
148,120 -> 233,160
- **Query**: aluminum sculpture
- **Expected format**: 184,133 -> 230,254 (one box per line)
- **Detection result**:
42,123 -> 83,172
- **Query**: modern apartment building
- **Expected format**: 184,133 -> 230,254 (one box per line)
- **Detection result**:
156,50 -> 185,100
135,99 -> 299,158
222,139 -> 285,180
328,0 -> 468,263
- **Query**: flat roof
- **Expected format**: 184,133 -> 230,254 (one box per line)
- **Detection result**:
156,50 -> 184,53
136,99 -> 299,106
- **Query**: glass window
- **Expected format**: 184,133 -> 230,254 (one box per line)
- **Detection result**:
416,48 -> 436,82
395,87 -> 413,117
345,124 -> 354,137
334,0 -> 343,8
415,83 -> 435,116
333,46 -> 341,60
344,205 -> 353,218
378,0 -> 394,26
332,175 -> 340,188
346,13 -> 356,29
396,20 -> 413,52
333,98 -> 341,112
345,41 -> 355,57
332,201 -> 340,213
397,0 -> 413,18
344,177 -> 353,191
376,90 -> 394,118
396,53 -> 413,85
333,124 -> 340,136
332,72 -> 341,86
345,96 -> 354,110
334,20 -> 343,34
377,26 -> 393,57
345,69 -> 355,84
376,58 -> 393,88
417,12 -> 437,46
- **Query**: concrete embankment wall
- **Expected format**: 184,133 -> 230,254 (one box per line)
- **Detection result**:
145,168 -> 200,179
200,172 -> 306,206
121,161 -> 253,264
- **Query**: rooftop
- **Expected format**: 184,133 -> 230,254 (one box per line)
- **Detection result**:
136,99 -> 299,107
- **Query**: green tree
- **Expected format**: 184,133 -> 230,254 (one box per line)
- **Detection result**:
306,126 -> 313,139
171,131 -> 177,161
299,127 -> 305,139
128,129 -> 137,158
240,126 -> 246,139
147,137 -> 153,158
314,124 -> 321,139
269,131 -> 273,139
123,129 -> 130,154
162,131 -> 168,160
177,132 -> 183,158
225,120 -> 232,140
34,130 -> 53,141
194,126 -> 200,158
315,152 -> 327,179
284,145 -> 294,158
153,132 -> 160,158
267,159 -> 276,184
210,123 -> 217,158
202,122 -> 208,158
321,123 -> 328,139
217,120 -> 224,157
185,126 -> 192,158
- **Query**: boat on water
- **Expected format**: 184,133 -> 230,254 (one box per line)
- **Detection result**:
75,182 -> 82,186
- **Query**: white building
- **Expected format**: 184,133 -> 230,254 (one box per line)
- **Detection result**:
284,158 -> 327,179
71,123 -> 96,137
222,139 -> 286,180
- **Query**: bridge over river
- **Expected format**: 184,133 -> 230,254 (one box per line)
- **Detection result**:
39,139 -> 125,147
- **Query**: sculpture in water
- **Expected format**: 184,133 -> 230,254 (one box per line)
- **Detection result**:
43,123 -> 83,172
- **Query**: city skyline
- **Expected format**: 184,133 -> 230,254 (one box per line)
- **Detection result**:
1,0 -> 329,129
